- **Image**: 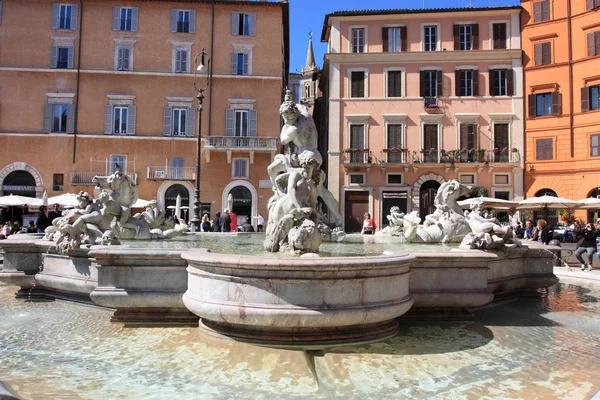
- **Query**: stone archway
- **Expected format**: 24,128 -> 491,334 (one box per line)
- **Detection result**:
0,162 -> 44,196
156,181 -> 194,211
221,180 -> 258,229
412,172 -> 446,212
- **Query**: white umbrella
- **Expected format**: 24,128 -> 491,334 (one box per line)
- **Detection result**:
175,194 -> 182,219
574,197 -> 600,210
0,194 -> 43,207
131,198 -> 151,208
458,197 -> 519,210
42,191 -> 48,207
48,193 -> 79,207
516,195 -> 580,210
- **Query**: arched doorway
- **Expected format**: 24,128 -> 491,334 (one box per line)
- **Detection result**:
228,185 -> 252,227
164,184 -> 190,222
419,180 -> 441,221
534,188 -> 558,226
1,170 -> 37,225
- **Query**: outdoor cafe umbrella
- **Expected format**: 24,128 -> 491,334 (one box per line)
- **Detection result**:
573,197 -> 600,210
48,193 -> 79,207
458,197 -> 519,210
0,194 -> 43,207
515,195 -> 581,210
131,198 -> 151,208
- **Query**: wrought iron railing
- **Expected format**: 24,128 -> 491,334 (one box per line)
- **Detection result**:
147,166 -> 196,181
70,172 -> 137,185
342,149 -> 374,165
204,136 -> 278,150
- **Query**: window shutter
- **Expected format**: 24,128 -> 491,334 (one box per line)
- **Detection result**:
170,9 -> 177,33
473,125 -> 479,150
231,52 -> 238,74
249,12 -> 256,36
52,3 -> 59,29
163,107 -> 172,136
420,71 -> 425,97
127,105 -> 136,135
551,91 -> 561,115
388,71 -> 401,97
596,32 -> 600,55
104,105 -> 113,134
226,109 -> 235,136
112,6 -> 121,30
382,27 -> 389,52
67,46 -> 74,68
186,107 -> 195,137
189,10 -> 196,34
587,0 -> 593,10
43,103 -> 53,133
231,12 -> 239,35
541,0 -> 550,21
492,24 -> 499,49
131,7 -> 139,32
536,139 -> 543,159
455,70 -> 461,96
400,26 -> 407,51
588,33 -> 596,57
528,94 -> 536,118
534,43 -> 542,65
453,24 -> 460,50
66,104 -> 75,134
387,124 -> 402,148
533,2 -> 542,22
0,1 -> 3,25
50,45 -> 58,68
460,124 -> 468,149
70,4 -> 78,30
582,87 -> 590,112
436,70 -> 443,97
507,69 -> 514,96
499,24 -> 507,48
489,70 -> 495,95
596,0 -> 600,9
117,48 -> 123,70
123,48 -> 130,70
243,53 -> 249,75
249,109 -> 257,136
472,24 -> 479,50
472,70 -> 479,96
181,51 -> 187,73
542,42 -> 551,64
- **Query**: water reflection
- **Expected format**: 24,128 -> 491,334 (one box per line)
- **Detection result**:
1,277 -> 599,399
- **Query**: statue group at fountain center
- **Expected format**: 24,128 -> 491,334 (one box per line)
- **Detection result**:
377,180 -> 515,249
264,89 -> 344,253
45,167 -> 188,253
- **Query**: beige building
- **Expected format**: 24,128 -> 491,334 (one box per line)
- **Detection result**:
0,0 -> 289,229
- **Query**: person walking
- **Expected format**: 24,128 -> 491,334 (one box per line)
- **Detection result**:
201,214 -> 211,232
256,213 -> 264,233
48,204 -> 62,224
36,206 -> 50,233
221,209 -> 232,232
574,223 -> 599,271
361,213 -> 376,235
211,212 -> 222,232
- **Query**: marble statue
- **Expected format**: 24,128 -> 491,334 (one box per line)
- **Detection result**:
45,168 -> 188,253
459,201 -> 516,250
264,89 -> 344,253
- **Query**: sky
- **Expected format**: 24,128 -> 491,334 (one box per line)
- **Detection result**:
288,0 -> 519,72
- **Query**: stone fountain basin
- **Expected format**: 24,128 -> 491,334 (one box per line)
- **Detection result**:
181,250 -> 415,347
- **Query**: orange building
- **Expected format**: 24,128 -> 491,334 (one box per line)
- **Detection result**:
522,0 -> 600,220
0,0 -> 289,229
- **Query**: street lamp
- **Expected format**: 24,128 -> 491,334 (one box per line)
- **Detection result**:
190,48 -> 210,232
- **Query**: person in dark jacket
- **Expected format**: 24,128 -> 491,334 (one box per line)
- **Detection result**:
533,219 -> 551,245
221,209 -> 232,232
575,223 -> 599,271
241,221 -> 255,232
48,204 -> 62,224
36,206 -> 50,233
211,212 -> 222,232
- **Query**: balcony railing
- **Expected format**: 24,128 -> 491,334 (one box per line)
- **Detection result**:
381,148 -> 410,164
70,172 -> 137,185
147,166 -> 196,181
342,149 -> 373,165
424,97 -> 439,109
204,136 -> 278,150
392,149 -> 521,165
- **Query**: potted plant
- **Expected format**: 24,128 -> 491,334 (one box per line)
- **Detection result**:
478,149 -> 487,162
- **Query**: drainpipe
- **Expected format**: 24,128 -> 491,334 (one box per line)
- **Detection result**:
567,0 -> 574,158
207,0 -> 214,137
72,0 -> 83,163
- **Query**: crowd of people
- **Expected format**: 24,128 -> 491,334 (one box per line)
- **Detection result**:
196,210 -> 264,233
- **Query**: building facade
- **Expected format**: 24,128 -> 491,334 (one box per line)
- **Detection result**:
0,0 -> 289,228
521,0 -> 600,220
319,7 -> 524,232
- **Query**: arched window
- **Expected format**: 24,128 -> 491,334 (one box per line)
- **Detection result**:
535,188 -> 557,197
2,170 -> 36,197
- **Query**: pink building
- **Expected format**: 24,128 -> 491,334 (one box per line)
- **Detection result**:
319,7 -> 525,232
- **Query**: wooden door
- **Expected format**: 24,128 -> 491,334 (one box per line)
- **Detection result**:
345,191 -> 369,233
419,180 -> 441,221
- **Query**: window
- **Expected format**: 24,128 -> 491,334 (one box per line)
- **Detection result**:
171,158 -> 184,179
163,104 -> 194,137
234,110 -> 249,137
383,27 -> 405,52
110,155 -> 127,174
53,174 -> 64,191
459,174 -> 475,185
536,138 -> 553,160
387,124 -> 403,162
387,70 -> 402,97
225,107 -> 257,137
529,92 -> 561,117
52,3 -> 78,30
490,69 -> 514,96
52,104 -> 68,132
233,159 -> 249,178
349,124 -> 366,163
174,49 -> 188,73
349,174 -> 365,185
493,124 -> 510,159
305,82 -> 312,99
57,47 -> 70,68
420,70 -> 442,98
116,47 -> 130,71
170,9 -> 195,33
105,98 -> 136,135
591,134 -> 600,157
582,85 -> 600,112
533,0 -> 551,22
587,31 -> 600,57
43,101 -> 74,134
492,23 -> 507,49
231,12 -> 256,36
494,174 -> 510,185
534,42 -> 552,65
454,24 -> 478,50
456,70 -> 477,96
351,28 -> 365,53
172,108 -> 187,136
113,107 -> 128,134
59,4 -> 72,29
424,25 -> 437,51
387,174 -> 403,185
494,191 -> 510,200
587,0 -> 600,11
350,71 -> 365,98
232,52 -> 249,75
459,124 -> 477,152
113,7 -> 138,32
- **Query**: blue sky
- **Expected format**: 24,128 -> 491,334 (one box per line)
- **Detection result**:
288,0 -> 519,72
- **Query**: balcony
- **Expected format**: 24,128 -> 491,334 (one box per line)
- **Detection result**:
423,97 -> 440,112
70,172 -> 138,186
380,148 -> 410,164
203,136 -> 279,163
147,166 -> 196,181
